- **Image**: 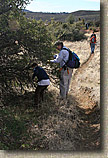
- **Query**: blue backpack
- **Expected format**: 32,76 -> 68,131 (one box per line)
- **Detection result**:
62,48 -> 80,69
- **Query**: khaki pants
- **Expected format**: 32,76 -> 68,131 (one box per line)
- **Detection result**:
60,67 -> 73,99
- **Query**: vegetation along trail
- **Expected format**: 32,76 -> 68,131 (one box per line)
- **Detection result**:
26,31 -> 100,150
65,31 -> 100,150
34,31 -> 100,150
0,28 -> 100,151
0,31 -> 100,150
0,0 -> 100,151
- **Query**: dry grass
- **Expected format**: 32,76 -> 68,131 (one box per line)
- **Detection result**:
0,32 -> 100,150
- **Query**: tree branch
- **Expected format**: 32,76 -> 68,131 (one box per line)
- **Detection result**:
0,7 -> 12,15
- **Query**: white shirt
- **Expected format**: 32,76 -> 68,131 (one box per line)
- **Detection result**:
50,46 -> 69,67
38,79 -> 50,86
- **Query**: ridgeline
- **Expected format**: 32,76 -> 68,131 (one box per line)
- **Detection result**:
24,10 -> 100,22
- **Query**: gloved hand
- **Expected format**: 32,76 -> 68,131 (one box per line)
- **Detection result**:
53,54 -> 57,59
47,60 -> 50,63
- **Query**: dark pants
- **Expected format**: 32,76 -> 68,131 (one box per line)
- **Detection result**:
90,43 -> 95,53
34,85 -> 48,106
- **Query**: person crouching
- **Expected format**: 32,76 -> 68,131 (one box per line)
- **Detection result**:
31,63 -> 50,107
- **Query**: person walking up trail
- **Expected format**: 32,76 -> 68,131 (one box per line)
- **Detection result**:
48,41 -> 73,99
90,31 -> 96,54
31,63 -> 50,107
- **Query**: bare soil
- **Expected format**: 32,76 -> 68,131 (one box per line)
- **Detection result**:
0,31 -> 100,151
27,31 -> 100,151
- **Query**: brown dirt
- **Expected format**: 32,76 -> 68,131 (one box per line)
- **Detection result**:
1,32 -> 100,151
27,31 -> 100,151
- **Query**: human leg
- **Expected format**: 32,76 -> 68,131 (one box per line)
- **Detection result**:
91,43 -> 95,53
60,69 -> 69,99
92,43 -> 95,53
66,68 -> 73,96
40,85 -> 48,101
34,85 -> 41,105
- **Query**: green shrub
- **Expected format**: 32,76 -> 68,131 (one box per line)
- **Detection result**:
59,23 -> 86,41
95,20 -> 100,27
0,0 -> 53,101
66,14 -> 75,24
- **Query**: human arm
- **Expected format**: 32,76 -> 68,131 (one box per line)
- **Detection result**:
50,51 -> 63,63
32,68 -> 38,80
32,73 -> 36,80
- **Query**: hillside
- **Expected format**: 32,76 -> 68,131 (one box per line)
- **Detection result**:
1,31 -> 100,150
25,10 -> 100,22
0,0 -> 100,151
64,31 -> 100,108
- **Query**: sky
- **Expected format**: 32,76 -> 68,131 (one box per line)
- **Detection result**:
26,0 -> 100,13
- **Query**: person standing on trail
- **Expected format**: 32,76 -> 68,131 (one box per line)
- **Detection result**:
48,41 -> 73,99
90,31 -> 96,54
86,23 -> 89,30
31,63 -> 50,107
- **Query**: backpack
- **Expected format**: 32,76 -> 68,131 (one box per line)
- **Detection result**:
91,35 -> 96,43
62,48 -> 80,69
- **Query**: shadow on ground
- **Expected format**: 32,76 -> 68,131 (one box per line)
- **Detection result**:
1,87 -> 100,151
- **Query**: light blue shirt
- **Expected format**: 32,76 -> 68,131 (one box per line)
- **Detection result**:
50,46 -> 69,67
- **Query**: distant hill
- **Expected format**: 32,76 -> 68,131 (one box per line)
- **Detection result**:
23,9 -> 33,13
72,10 -> 100,22
24,10 -> 100,22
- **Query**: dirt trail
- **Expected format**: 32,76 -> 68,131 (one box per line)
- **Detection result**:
73,53 -> 94,80
1,32 -> 100,150
63,31 -> 100,150
35,31 -> 100,150
22,31 -> 100,150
